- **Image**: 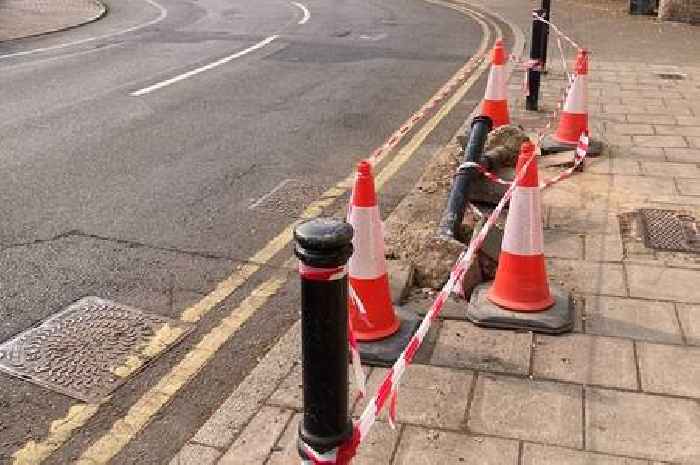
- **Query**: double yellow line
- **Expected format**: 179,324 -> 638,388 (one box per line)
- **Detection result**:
13,5 -> 497,464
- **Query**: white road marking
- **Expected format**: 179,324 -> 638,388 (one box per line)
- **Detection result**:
0,0 -> 167,60
130,35 -> 279,96
248,179 -> 295,210
291,1 -> 311,25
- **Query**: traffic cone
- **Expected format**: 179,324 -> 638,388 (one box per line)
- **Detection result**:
348,161 -> 418,365
465,142 -> 574,334
481,39 -> 510,128
542,49 -> 602,156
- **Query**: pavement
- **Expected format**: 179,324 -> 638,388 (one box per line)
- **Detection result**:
0,0 -> 106,42
167,1 -> 700,464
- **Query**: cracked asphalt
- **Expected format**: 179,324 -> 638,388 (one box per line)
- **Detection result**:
0,0 -> 493,462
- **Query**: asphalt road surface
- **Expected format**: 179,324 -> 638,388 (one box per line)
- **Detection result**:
0,0 -> 508,462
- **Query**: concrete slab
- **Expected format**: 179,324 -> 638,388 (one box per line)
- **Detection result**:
548,259 -> 627,297
469,375 -> 583,448
586,388 -> 700,463
393,426 -> 519,465
637,342 -> 700,398
544,231 -> 584,260
168,444 -> 222,465
626,264 -> 700,304
677,178 -> 700,196
267,364 -> 359,412
584,296 -> 683,344
431,320 -> 531,375
677,304 -> 700,346
218,406 -> 293,465
522,443 -> 648,465
533,333 -> 637,389
585,234 -> 625,262
356,364 -> 472,430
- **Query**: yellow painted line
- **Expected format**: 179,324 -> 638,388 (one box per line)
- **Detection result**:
13,5 -> 494,464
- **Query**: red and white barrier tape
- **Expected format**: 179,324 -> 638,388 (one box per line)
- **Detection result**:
532,12 -> 581,50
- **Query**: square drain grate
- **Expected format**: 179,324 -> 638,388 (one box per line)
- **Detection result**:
639,209 -> 699,253
0,297 -> 192,403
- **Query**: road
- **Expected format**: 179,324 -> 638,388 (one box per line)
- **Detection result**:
0,0 -> 508,462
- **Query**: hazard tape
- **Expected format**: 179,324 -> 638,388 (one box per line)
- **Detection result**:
532,12 -> 581,50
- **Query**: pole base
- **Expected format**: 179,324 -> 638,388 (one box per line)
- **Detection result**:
465,282 -> 574,334
358,307 -> 420,367
540,135 -> 603,157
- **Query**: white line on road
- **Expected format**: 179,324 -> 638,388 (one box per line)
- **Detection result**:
0,0 -> 168,60
130,35 -> 279,96
291,1 -> 311,24
248,179 -> 295,210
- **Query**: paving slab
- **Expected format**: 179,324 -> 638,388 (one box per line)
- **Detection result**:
468,375 -> 583,448
268,414 -> 399,465
218,406 -> 293,465
664,148 -> 700,164
677,178 -> 700,196
267,364 -> 359,411
544,231 -> 584,260
626,264 -> 700,304
431,321 -> 532,375
637,342 -> 700,398
640,162 -> 700,178
677,304 -> 700,346
168,443 -> 221,465
522,443 -> 648,465
547,208 -> 620,235
611,175 -> 678,196
548,259 -> 627,297
356,364 -> 472,430
585,234 -> 625,262
393,426 -> 519,465
533,333 -> 637,389
584,296 -> 683,344
586,388 -> 700,464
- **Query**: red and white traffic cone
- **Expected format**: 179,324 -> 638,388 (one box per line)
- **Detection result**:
481,39 -> 510,128
347,160 -> 418,366
466,142 -> 574,333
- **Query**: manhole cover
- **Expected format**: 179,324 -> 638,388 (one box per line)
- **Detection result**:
0,297 -> 192,403
639,209 -> 699,253
248,179 -> 327,217
655,72 -> 686,80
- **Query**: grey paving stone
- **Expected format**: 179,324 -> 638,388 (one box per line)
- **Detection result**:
612,175 -> 678,196
267,364 -> 359,411
637,342 -> 700,398
677,178 -> 700,196
677,304 -> 700,346
356,364 -> 472,430
547,208 -> 620,235
544,231 -> 584,259
168,444 -> 221,465
585,234 -> 625,262
626,264 -> 700,304
533,333 -> 637,389
218,406 -> 293,465
641,162 -> 700,178
548,259 -> 627,297
522,443 -> 648,465
606,123 -> 654,135
431,321 -> 532,375
268,413 -> 399,465
586,388 -> 700,463
584,296 -> 683,344
469,375 -> 583,448
586,158 -> 641,176
393,426 -> 519,465
665,148 -> 700,163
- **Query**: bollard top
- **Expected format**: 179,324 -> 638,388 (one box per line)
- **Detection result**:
471,115 -> 494,132
294,218 -> 354,268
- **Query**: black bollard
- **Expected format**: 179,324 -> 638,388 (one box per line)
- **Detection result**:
526,9 -> 546,111
295,218 -> 354,462
541,0 -> 551,73
438,115 -> 493,242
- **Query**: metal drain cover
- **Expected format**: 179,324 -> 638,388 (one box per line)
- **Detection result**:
0,297 -> 192,403
639,209 -> 699,253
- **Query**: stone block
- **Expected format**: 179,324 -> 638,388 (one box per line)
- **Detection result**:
654,125 -> 700,137
632,135 -> 687,148
664,148 -> 700,163
533,333 -> 637,389
586,388 -> 700,463
522,443 -> 648,465
640,162 -> 700,178
677,178 -> 700,196
585,234 -> 624,262
626,264 -> 700,304
687,138 -> 700,149
356,364 -> 473,429
586,159 -> 641,176
605,123 -> 654,135
543,231 -> 584,260
393,426 -> 519,464
431,320 -> 532,375
547,208 -> 620,235
469,375 -> 583,448
548,259 -> 627,297
168,444 -> 221,465
585,296 -> 682,344
612,175 -> 678,196
626,114 -> 676,124
637,342 -> 700,398
218,406 -> 293,465
677,304 -> 700,346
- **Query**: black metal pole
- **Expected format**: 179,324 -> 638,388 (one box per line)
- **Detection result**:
438,115 -> 493,242
526,9 -> 546,111
295,218 -> 354,462
541,0 -> 551,73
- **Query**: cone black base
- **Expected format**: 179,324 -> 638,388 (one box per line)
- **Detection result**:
465,282 -> 574,334
540,135 -> 603,157
358,307 -> 420,367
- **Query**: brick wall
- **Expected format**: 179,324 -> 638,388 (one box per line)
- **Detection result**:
658,0 -> 700,23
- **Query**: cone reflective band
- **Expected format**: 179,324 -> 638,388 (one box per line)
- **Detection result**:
481,39 -> 510,128
348,161 -> 400,341
553,49 -> 589,144
487,141 -> 555,311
